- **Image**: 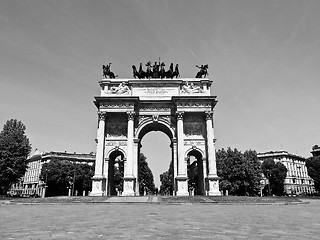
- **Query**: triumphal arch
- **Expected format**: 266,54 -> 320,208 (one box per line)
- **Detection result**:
91,63 -> 220,196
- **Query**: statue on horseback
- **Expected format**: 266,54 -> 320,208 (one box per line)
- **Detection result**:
103,63 -> 117,79
172,64 -> 180,78
195,64 -> 209,78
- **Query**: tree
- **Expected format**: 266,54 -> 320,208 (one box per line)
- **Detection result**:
261,159 -> 287,196
306,155 -> 320,192
40,159 -> 94,196
216,148 -> 262,196
0,119 -> 31,194
138,153 -> 155,195
159,160 -> 173,195
113,162 -> 124,194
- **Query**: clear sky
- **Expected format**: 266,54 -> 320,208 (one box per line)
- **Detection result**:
1,0 -> 319,187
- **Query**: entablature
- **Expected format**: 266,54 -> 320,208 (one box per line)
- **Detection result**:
98,78 -> 213,100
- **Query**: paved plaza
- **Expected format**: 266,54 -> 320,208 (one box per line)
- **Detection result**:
1,198 -> 319,239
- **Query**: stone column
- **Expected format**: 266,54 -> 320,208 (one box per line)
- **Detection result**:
205,111 -> 220,196
176,112 -> 188,196
91,112 -> 107,196
122,111 -> 135,196
104,157 -> 109,195
171,139 -> 178,195
202,157 -> 208,195
133,138 -> 140,196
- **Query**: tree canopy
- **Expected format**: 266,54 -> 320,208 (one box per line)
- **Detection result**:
0,119 -> 31,194
261,158 -> 287,196
159,160 -> 173,195
40,159 -> 94,196
113,161 -> 124,194
216,148 -> 262,196
138,153 -> 155,195
306,155 -> 320,192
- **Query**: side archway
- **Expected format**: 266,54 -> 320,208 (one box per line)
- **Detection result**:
106,149 -> 125,196
186,148 -> 206,195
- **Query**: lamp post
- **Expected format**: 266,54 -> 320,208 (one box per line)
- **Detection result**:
71,168 -> 76,196
266,169 -> 271,196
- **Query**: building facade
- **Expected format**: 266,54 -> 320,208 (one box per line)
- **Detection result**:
258,151 -> 316,195
8,150 -> 95,197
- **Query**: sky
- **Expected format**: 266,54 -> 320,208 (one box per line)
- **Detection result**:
1,0 -> 319,187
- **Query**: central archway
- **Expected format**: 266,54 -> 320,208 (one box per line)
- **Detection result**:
135,118 -> 176,195
140,131 -> 171,194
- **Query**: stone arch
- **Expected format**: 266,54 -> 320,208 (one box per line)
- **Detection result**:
106,149 -> 125,196
106,147 -> 127,161
133,116 -> 176,195
185,147 -> 205,159
91,77 -> 220,197
135,117 -> 175,140
186,148 -> 206,195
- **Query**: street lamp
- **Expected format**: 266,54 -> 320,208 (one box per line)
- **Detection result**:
266,169 -> 271,196
71,168 -> 76,196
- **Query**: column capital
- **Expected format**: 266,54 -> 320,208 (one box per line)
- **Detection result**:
98,111 -> 107,121
205,111 -> 213,120
176,111 -> 184,120
127,111 -> 135,121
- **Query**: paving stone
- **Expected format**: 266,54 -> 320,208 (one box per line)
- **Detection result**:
0,199 -> 319,239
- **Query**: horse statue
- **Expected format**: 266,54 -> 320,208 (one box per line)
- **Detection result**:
195,64 -> 208,78
132,65 -> 140,79
172,64 -> 180,78
139,63 -> 147,79
103,63 -> 117,79
159,62 -> 166,79
162,63 -> 173,78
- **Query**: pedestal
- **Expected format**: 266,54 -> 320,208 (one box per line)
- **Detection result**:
90,175 -> 106,196
176,176 -> 189,196
208,176 -> 221,196
122,176 -> 135,196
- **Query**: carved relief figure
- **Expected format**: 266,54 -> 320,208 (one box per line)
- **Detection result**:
109,82 -> 130,94
184,124 -> 203,136
181,81 -> 203,93
106,124 -> 127,137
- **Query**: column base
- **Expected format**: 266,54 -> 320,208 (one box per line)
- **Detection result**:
207,176 -> 221,196
122,176 -> 135,196
90,175 -> 106,196
176,176 -> 189,196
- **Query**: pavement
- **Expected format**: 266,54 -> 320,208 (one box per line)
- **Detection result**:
1,197 -> 319,239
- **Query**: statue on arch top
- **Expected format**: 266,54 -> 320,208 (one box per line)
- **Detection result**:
131,60 -> 180,79
195,64 -> 209,78
102,63 -> 118,79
